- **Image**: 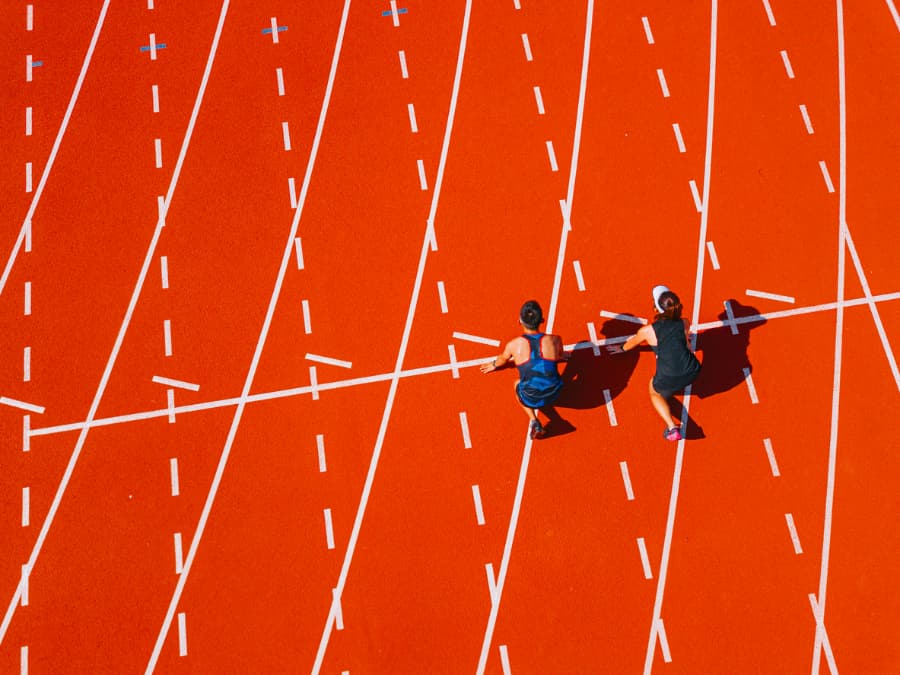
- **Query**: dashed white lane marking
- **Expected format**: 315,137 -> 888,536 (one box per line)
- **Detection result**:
533,86 -> 545,114
324,508 -> 335,549
25,163 -> 33,193
417,159 -> 428,190
1,398 -> 43,414
656,618 -> 672,663
398,50 -> 409,78
521,33 -> 533,61
572,260 -> 585,291
152,84 -> 160,112
276,67 -> 285,96
160,256 -> 169,289
785,513 -> 803,554
317,434 -> 327,472
166,389 -> 176,423
780,49 -> 795,78
723,299 -> 739,335
689,179 -> 702,212
27,4 -> 33,30
20,644 -> 27,675
163,319 -> 173,356
302,299 -> 312,334
888,0 -> 900,32
269,17 -> 280,44
281,121 -> 292,151
173,532 -> 184,573
452,332 -> 501,347
309,366 -> 319,401
22,488 -> 30,527
472,485 -> 486,525
585,322 -> 600,356
799,104 -> 815,134
619,461 -> 635,500
459,411 -> 472,448
745,289 -> 795,304
637,537 -> 653,579
170,458 -> 180,496
305,353 -> 353,369
23,415 -> 30,452
819,159 -> 835,192
20,565 -> 29,607
642,16 -> 655,44
706,241 -> 720,270
545,140 -> 559,171
407,103 -> 418,133
499,644 -> 512,674
294,237 -> 304,268
599,310 -> 647,325
672,123 -> 686,153
742,367 -> 759,404
656,68 -> 670,97
152,376 -> 200,391
154,138 -> 163,168
603,389 -> 618,426
332,588 -> 344,630
763,438 -> 780,477
177,612 -> 187,656
389,0 -> 400,27
288,177 -> 298,209
24,282 -> 32,315
25,107 -> 32,136
448,344 -> 460,379
761,0 -> 776,25
23,347 -> 31,382
437,281 -> 448,313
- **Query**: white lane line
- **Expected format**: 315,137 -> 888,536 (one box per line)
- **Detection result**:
324,509 -> 335,549
317,434 -> 327,472
417,159 -> 428,190
173,532 -> 184,573
157,195 -> 166,225
22,488 -> 30,527
448,344 -> 460,378
331,588 -> 344,630
745,289 -> 795,304
521,33 -> 533,61
20,566 -> 28,607
276,67 -> 285,96
20,645 -> 27,675
177,612 -> 187,656
603,389 -> 618,426
472,485 -> 486,525
27,4 -> 33,30
23,415 -> 31,451
25,163 -> 33,193
459,411 -> 472,448
302,299 -> 312,334
559,199 -> 570,231
281,121 -> 292,151
167,389 -> 176,423
761,0 -> 776,25
785,513 -> 803,554
642,16 -> 655,44
24,282 -> 32,315
706,241 -> 720,270
390,0 -> 400,26
689,179 -> 702,212
672,123 -> 686,153
26,54 -> 33,82
152,84 -> 160,112
763,438 -> 780,477
572,260 -> 585,291
294,236 -> 304,268
288,177 -> 298,209
808,593 -> 840,674
305,353 -> 353,369
154,138 -> 163,168
533,86 -> 545,114
513,0 -> 521,8
742,367 -> 759,403
148,0 -> 154,8
152,376 -> 200,391
437,281 -> 448,313
269,16 -> 280,43
163,320 -> 173,356
170,458 -> 180,496
398,50 -> 409,78
586,322 -> 600,356
780,49 -> 795,78
24,221 -> 31,253
499,645 -> 512,674
0,397 -> 44,414
888,0 -> 900,32
149,33 -> 158,60
25,107 -> 32,136
656,618 -> 672,663
723,299 -> 739,335
485,563 -> 498,603
619,461 -> 635,500
452,332 -> 501,347
309,366 -> 319,401
637,537 -> 652,579
160,256 -> 169,289
407,103 -> 418,133
819,160 -> 835,193
546,140 -> 559,171
23,347 -> 31,382
799,104 -> 814,134
656,68 -> 670,97
599,310 -> 647,325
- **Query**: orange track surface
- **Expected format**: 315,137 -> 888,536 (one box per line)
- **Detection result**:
1,1 -> 898,672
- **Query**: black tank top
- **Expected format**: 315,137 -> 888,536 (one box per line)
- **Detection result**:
651,319 -> 701,379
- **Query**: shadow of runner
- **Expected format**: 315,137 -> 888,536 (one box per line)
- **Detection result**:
693,300 -> 767,400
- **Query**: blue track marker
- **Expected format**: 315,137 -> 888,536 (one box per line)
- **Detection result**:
262,26 -> 288,35
139,44 -> 167,52
381,7 -> 408,16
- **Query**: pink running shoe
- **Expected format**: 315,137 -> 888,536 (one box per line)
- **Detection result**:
664,426 -> 683,441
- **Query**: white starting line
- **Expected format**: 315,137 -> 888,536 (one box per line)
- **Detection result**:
152,376 -> 200,392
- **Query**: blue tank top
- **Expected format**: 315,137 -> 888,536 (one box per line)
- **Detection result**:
516,333 -> 563,398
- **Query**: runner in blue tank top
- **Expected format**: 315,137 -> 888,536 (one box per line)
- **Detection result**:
481,300 -> 567,439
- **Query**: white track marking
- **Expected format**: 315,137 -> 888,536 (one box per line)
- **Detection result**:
25,107 -> 32,136
25,163 -> 32,193
780,49 -> 795,78
706,241 -> 720,269
656,618 -> 672,662
745,289 -> 795,303
572,260 -> 585,290
331,588 -> 343,630
275,67 -> 285,96
472,485 -> 486,525
637,538 -> 652,579
448,344 -> 460,378
603,389 -> 618,426
24,222 -> 31,253
799,104 -> 814,134
485,563 -> 498,602
521,33 -> 533,61
288,177 -> 298,208
656,68 -> 670,97
20,566 -> 28,607
398,50 -> 409,78
27,4 -> 33,30
148,0 -> 154,8
453,332 -> 501,347
642,16 -> 655,44
513,0 -> 521,8
809,594 -> 839,674
152,85 -> 160,112
293,236 -> 304,268
672,123 -> 686,153
173,533 -> 184,573
499,645 -> 512,674
269,17 -> 279,43
170,458 -> 180,496
152,376 -> 200,391
23,347 -> 31,382
763,438 -> 780,477
437,281 -> 448,313
599,310 -> 647,325
417,159 -> 428,190
149,33 -> 158,60
20,645 -> 27,675
533,86 -> 545,114
819,160 -> 835,193
302,299 -> 312,334
281,121 -> 292,151
390,0 -> 400,27
888,0 -> 900,31
154,138 -> 163,168
546,140 -> 559,171
324,509 -> 335,549
167,389 -> 176,423
24,281 -> 32,315
157,195 -> 166,225
723,299 -> 739,335
26,54 -> 33,82
305,353 -> 353,369
317,434 -> 327,472
309,366 -> 319,401
689,179 -> 702,212
23,415 -> 30,451
177,613 -> 187,656
407,103 -> 418,133
163,320 -> 173,356
459,411 -> 472,448
761,0 -> 776,25
160,256 -> 169,289
22,488 -> 30,528
785,513 -> 803,554
586,322 -> 600,356
742,367 -> 759,403
620,461 -> 635,500
1,398 -> 44,414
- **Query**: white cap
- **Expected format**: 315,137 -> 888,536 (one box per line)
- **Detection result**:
652,285 -> 670,312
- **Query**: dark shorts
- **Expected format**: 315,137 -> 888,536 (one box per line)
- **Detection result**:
516,381 -> 562,409
653,367 -> 701,399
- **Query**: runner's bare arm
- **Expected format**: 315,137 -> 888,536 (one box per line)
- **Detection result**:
480,339 -> 518,373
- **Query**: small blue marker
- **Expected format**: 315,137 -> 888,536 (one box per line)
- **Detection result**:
381,7 -> 408,16
140,43 -> 167,52
262,26 -> 288,35
32,61 -> 43,67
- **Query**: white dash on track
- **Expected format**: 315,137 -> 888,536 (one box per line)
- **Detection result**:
23,415 -> 30,452
20,645 -> 27,675
780,50 -> 795,78
437,281 -> 448,313
332,588 -> 344,630
407,103 -> 418,133
513,0 -> 521,9
656,618 -> 672,662
603,389 -> 618,426
533,86 -> 545,115
521,33 -> 533,61
572,260 -> 586,291
637,537 -> 653,579
472,485 -> 486,525
170,458 -> 180,496
305,353 -> 353,369
154,138 -> 163,168
269,17 -> 280,44
619,461 -> 635,500
706,241 -> 720,270
294,236 -> 304,268
302,299 -> 312,334
398,50 -> 409,78
761,0 -> 776,25
148,0 -> 154,9
452,332 -> 501,347
23,347 -> 31,382
459,411 -> 472,448
275,67 -> 285,96
743,367 -> 759,404
888,0 -> 900,32
173,532 -> 184,573
177,612 -> 187,656
545,140 -> 559,172
324,508 -> 335,549
24,220 -> 31,252
157,195 -> 165,225
152,376 -> 200,391
723,299 -> 739,335
317,434 -> 327,472
746,289 -> 795,304
656,68 -> 670,97
281,121 -> 292,151
785,513 -> 803,554
152,84 -> 160,113
799,104 -> 815,134
160,256 -> 169,289
27,4 -> 33,31
166,389 -> 176,423
417,159 -> 428,190
1,398 -> 43,415
20,565 -> 29,607
22,488 -> 30,527
448,345 -> 460,379
586,322 -> 600,356
689,179 -> 702,212
163,319 -> 173,356
288,176 -> 297,209
309,366 -> 319,401
25,163 -> 32,193
763,438 -> 780,477
389,0 -> 400,27
672,123 -> 686,153
485,563 -> 498,602
26,54 -> 33,82
599,310 -> 647,325
25,107 -> 32,136
499,645 -> 512,675
819,160 -> 835,193
24,282 -> 31,315
642,16 -> 655,44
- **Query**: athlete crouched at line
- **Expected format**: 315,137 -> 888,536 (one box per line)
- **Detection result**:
617,286 -> 701,441
480,300 -> 566,439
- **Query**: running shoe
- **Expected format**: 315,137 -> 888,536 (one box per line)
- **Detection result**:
664,426 -> 683,441
530,419 -> 546,440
